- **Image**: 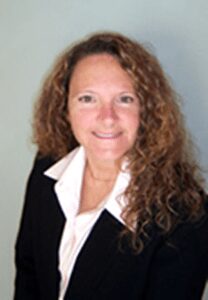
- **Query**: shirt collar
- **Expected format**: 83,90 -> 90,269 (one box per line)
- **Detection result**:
44,146 -> 130,225
44,147 -> 84,181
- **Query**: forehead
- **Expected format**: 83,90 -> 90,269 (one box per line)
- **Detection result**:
69,54 -> 134,88
72,53 -> 121,74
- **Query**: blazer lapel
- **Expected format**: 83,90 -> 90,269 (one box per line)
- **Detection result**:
64,210 -> 125,299
37,178 -> 66,299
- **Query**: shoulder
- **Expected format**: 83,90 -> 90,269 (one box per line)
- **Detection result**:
147,195 -> 208,267
143,200 -> 208,299
167,195 -> 208,243
157,197 -> 208,268
24,154 -> 58,203
31,154 -> 57,175
27,154 -> 57,184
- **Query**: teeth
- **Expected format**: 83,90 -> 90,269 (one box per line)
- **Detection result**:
94,132 -> 120,139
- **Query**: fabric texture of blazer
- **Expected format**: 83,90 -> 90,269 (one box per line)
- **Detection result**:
14,156 -> 208,300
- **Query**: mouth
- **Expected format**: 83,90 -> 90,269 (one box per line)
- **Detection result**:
92,131 -> 122,140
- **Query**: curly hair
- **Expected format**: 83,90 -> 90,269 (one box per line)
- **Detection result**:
33,32 -> 205,252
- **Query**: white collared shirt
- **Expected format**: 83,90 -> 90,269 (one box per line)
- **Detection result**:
44,146 -> 130,300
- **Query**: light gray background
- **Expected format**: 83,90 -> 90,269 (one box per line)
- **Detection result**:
0,0 -> 207,299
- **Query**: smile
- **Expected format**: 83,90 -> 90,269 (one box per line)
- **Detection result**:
92,132 -> 122,139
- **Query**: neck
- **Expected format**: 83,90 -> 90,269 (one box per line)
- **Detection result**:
85,158 -> 121,182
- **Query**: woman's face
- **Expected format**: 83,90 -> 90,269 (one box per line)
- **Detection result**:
68,54 -> 140,166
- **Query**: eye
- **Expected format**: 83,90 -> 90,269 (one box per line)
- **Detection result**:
78,95 -> 94,103
119,95 -> 135,104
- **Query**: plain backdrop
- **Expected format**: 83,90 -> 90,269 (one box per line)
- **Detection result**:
0,0 -> 207,299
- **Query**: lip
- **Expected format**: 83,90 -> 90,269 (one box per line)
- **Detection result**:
92,131 -> 122,139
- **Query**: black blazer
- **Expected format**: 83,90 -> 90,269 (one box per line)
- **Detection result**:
14,156 -> 208,300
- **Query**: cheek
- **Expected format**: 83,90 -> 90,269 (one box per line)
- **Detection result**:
68,110 -> 94,135
125,112 -> 140,133
127,117 -> 140,146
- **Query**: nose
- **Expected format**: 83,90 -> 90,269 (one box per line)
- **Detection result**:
98,103 -> 118,125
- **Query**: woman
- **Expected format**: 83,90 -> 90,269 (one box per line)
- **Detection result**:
14,32 -> 208,300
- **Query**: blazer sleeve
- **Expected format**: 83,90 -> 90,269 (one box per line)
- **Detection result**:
13,155 -> 55,300
144,213 -> 208,300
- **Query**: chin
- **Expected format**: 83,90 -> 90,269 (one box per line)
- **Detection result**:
93,149 -> 127,163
